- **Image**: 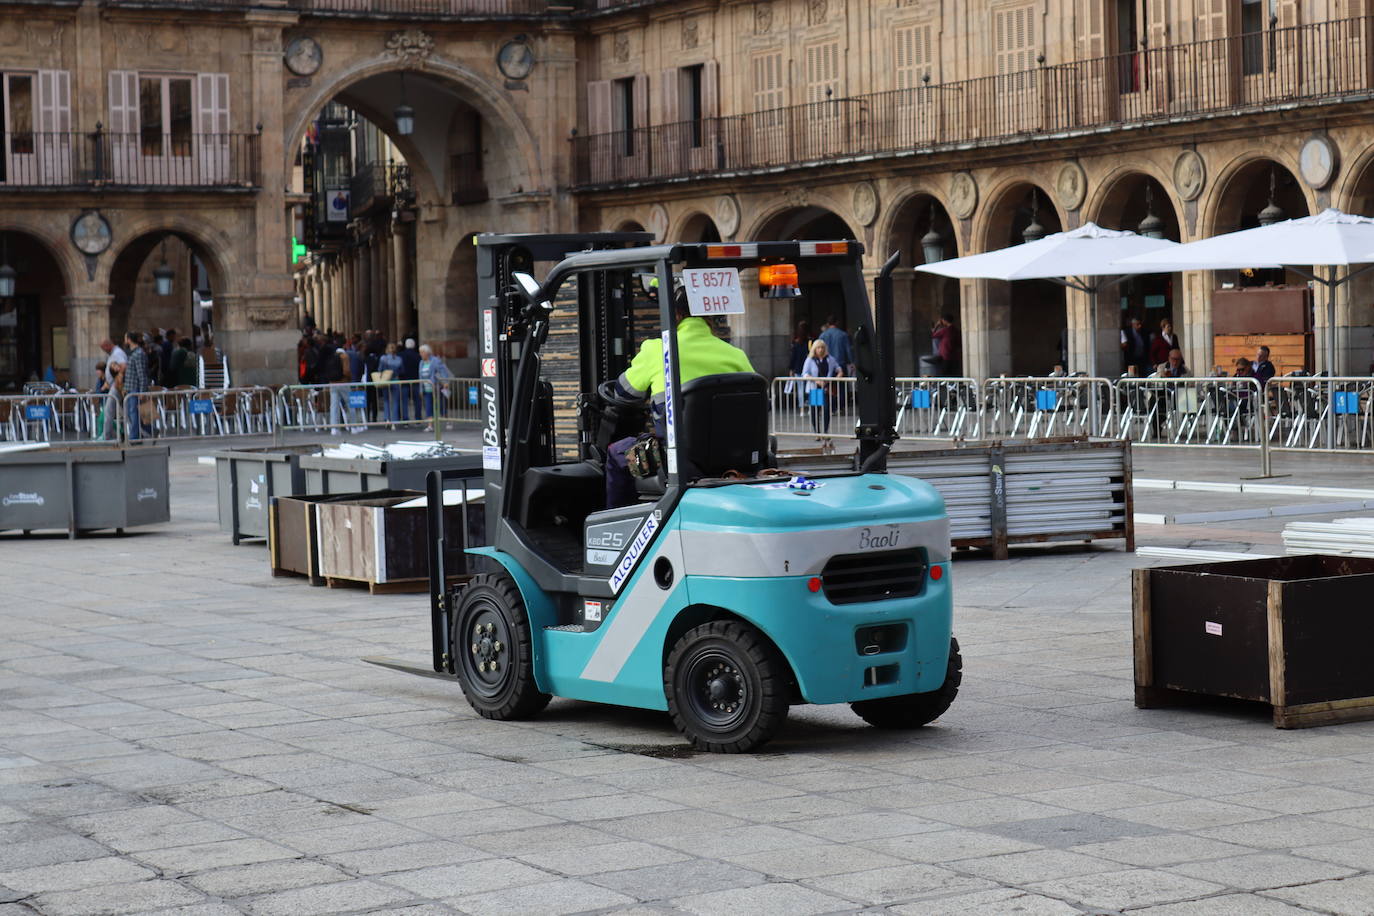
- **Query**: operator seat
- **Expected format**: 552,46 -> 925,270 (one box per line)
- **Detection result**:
676,371 -> 771,480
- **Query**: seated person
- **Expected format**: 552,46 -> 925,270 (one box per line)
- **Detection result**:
605,287 -> 755,507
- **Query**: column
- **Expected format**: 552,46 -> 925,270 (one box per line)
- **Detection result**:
390,225 -> 406,340
64,295 -> 113,392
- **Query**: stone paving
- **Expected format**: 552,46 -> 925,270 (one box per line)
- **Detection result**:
3,442 -> 1374,914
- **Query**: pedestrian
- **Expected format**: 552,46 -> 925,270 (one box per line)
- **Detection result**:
802,339 -> 843,439
399,337 -> 422,421
819,315 -> 853,376
1149,318 -> 1179,367
931,311 -> 961,376
98,337 -> 128,440
160,329 -> 176,379
1120,317 -> 1151,376
378,342 -> 404,424
418,344 -> 453,422
1252,345 -> 1276,386
364,330 -> 384,421
119,331 -> 151,441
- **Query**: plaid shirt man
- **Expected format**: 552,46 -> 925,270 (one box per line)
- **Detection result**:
123,345 -> 150,394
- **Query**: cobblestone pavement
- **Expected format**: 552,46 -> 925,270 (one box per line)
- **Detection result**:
3,443 -> 1374,915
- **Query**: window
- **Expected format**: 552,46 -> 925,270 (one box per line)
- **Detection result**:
614,76 -> 635,156
1115,0 -> 1143,92
681,64 -> 703,146
1241,0 -> 1276,75
139,75 -> 193,157
994,5 -> 1037,89
805,41 -> 840,105
3,74 -> 34,155
894,25 -> 932,90
752,52 -> 784,113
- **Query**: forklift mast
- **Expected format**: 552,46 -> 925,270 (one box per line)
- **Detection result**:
473,232 -> 651,536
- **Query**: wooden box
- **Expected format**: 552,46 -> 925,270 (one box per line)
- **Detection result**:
1211,286 -> 1311,335
1134,555 -> 1374,727
268,490 -> 413,585
1213,333 -> 1310,377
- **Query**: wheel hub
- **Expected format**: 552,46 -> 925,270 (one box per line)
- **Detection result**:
462,612 -> 508,687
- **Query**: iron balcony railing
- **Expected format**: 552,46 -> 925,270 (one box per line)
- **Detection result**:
348,160 -> 412,216
96,0 -> 596,14
574,16 -> 1374,188
0,131 -> 260,190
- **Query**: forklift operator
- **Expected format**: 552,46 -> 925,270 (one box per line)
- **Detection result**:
605,287 -> 754,507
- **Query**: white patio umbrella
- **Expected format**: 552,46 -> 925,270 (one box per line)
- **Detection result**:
1113,207 -> 1374,451
1113,208 -> 1374,375
917,222 -> 1179,377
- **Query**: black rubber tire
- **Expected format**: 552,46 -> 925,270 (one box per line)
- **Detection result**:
451,572 -> 551,720
664,620 -> 790,753
850,637 -> 962,729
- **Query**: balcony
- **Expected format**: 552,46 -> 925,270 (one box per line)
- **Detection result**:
573,16 -> 1374,189
0,131 -> 260,191
348,160 -> 412,218
95,0 -> 665,16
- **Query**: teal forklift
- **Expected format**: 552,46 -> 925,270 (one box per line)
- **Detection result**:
423,233 -> 959,752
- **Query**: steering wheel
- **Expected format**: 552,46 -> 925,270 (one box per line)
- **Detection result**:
597,379 -> 644,411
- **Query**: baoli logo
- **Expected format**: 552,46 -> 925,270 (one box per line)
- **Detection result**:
2,492 -> 44,507
136,488 -> 158,502
858,525 -> 901,550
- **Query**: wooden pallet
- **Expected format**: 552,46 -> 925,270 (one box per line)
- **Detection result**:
324,575 -> 428,595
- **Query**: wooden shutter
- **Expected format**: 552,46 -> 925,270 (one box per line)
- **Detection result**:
894,24 -> 932,89
752,52 -> 782,112
701,59 -> 719,116
805,41 -> 840,103
36,70 -> 70,133
1274,0 -> 1298,27
1199,0 -> 1228,41
660,68 -> 679,124
108,70 -> 138,134
632,73 -> 649,133
196,73 -> 229,134
587,80 -> 612,134
1082,0 -> 1105,57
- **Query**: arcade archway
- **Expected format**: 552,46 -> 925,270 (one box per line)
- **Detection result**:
981,183 -> 1065,375
0,230 -> 69,391
887,192 -> 960,376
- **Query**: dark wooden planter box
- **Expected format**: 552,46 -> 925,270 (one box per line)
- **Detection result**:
1134,555 -> 1374,728
268,490 -> 412,585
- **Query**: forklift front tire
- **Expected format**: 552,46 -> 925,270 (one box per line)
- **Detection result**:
451,573 -> 551,721
665,620 -> 790,753
850,637 -> 962,729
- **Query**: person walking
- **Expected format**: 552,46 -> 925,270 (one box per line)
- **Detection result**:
98,338 -> 127,440
802,339 -> 843,439
931,311 -> 960,376
418,344 -> 453,422
378,342 -> 404,425
119,331 -> 151,441
819,315 -> 854,376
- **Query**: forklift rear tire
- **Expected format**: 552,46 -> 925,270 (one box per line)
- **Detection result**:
451,573 -> 551,721
850,637 -> 962,730
665,620 -> 789,753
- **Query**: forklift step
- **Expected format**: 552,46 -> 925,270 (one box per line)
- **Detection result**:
545,623 -> 588,633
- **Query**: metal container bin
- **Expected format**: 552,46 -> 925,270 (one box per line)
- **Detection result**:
0,446 -> 169,538
213,444 -> 321,544
299,452 -> 483,495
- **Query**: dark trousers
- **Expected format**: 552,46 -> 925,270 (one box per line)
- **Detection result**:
809,392 -> 831,434
606,436 -> 638,508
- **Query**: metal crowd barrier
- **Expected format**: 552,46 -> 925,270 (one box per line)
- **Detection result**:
0,391 -> 107,443
1266,376 -> 1374,453
1113,377 -> 1264,447
274,380 -> 443,442
128,386 -> 278,442
769,376 -> 858,440
432,378 -> 485,429
978,377 -> 1115,440
894,377 -> 979,439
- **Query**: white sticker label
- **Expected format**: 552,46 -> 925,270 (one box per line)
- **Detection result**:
482,444 -> 502,470
682,267 -> 745,315
586,548 -> 619,566
584,600 -> 603,622
482,308 -> 495,354
1205,621 -> 1223,636
2,492 -> 44,507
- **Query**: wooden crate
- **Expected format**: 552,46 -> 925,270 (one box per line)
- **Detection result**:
1134,555 -> 1374,727
269,490 -> 417,586
314,492 -> 483,594
1213,333 -> 1309,377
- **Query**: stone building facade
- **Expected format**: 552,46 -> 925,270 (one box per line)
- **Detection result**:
4,0 -> 1374,390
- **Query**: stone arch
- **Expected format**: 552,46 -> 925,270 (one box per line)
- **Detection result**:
1326,143 -> 1374,374
613,219 -> 647,233
742,192 -> 850,243
0,226 -> 75,390
674,211 -> 721,244
1206,153 -> 1311,284
104,223 -> 236,346
99,215 -> 237,295
976,179 -> 1067,375
441,231 -> 480,372
1087,168 -> 1184,373
0,220 -> 82,297
881,189 -> 961,376
283,55 -> 542,201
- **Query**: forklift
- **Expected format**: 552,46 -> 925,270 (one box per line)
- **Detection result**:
424,232 -> 958,752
